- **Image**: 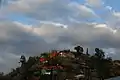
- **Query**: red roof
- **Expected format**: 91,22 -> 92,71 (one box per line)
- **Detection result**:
39,58 -> 47,62
50,52 -> 59,58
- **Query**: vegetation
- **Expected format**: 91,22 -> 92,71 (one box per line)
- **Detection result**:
0,46 -> 120,80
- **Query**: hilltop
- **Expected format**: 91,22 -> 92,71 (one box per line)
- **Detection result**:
0,46 -> 120,80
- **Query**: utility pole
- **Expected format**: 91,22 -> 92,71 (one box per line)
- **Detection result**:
86,48 -> 89,55
50,68 -> 53,80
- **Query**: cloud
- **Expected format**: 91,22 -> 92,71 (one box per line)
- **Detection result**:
1,0 -> 120,73
25,21 -> 119,49
86,0 -> 104,8
106,6 -> 113,11
0,19 -> 120,73
78,4 -> 98,18
1,16 -> 120,72
113,11 -> 120,18
0,21 -> 56,54
1,0 -> 98,23
31,22 -> 120,60
0,20 -> 70,73
102,10 -> 120,28
0,20 -> 54,73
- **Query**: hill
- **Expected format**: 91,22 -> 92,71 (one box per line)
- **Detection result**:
1,46 -> 120,80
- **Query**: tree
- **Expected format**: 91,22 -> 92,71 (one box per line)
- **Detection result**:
106,57 -> 112,61
11,68 -> 15,72
19,55 -> 26,66
93,48 -> 111,80
74,46 -> 84,54
95,48 -> 105,60
0,72 -> 4,76
40,53 -> 49,59
19,57 -> 37,80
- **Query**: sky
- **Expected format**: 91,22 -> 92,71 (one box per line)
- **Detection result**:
1,0 -> 120,73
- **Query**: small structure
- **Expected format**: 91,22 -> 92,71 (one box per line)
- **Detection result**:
59,50 -> 75,58
39,57 -> 48,64
74,74 -> 85,80
49,50 -> 59,58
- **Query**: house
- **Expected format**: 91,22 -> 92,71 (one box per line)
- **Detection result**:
58,50 -> 75,58
74,74 -> 85,80
49,50 -> 59,58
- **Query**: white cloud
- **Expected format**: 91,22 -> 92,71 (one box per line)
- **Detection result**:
78,4 -> 98,18
106,6 -> 113,11
86,0 -> 104,8
94,24 -> 117,34
0,19 -> 120,73
113,11 -> 120,18
1,0 -> 98,23
1,0 -> 53,15
21,22 -> 120,49
103,10 -> 120,28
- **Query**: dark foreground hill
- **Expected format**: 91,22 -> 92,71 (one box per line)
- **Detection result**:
1,46 -> 120,80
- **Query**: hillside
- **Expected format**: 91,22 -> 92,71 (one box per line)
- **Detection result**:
1,46 -> 120,80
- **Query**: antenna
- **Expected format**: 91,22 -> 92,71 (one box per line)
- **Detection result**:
0,0 -> 2,8
0,0 -> 3,9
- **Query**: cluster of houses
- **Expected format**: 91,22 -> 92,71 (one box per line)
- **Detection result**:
28,49 -> 99,80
